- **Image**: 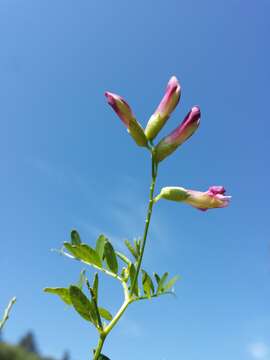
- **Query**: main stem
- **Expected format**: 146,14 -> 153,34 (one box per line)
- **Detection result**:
93,334 -> 106,360
130,154 -> 158,296
92,153 -> 158,359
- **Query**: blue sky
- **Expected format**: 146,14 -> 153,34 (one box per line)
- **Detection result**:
1,0 -> 270,359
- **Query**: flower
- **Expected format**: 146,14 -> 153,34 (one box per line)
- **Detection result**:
105,92 -> 148,147
154,106 -> 200,162
145,76 -> 181,140
155,185 -> 231,211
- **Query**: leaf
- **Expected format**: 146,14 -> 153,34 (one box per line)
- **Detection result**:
64,243 -> 102,268
154,272 -> 161,286
69,286 -> 97,324
163,275 -> 180,292
157,272 -> 169,294
96,234 -> 107,260
77,270 -> 86,290
93,273 -> 99,301
98,307 -> 113,321
71,230 -> 81,245
116,251 -> 131,265
124,239 -> 138,260
135,238 -> 141,256
104,240 -> 118,274
142,270 -> 154,298
129,263 -> 139,296
44,287 -> 72,305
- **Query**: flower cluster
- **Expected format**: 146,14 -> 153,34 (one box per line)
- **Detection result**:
105,76 -> 231,211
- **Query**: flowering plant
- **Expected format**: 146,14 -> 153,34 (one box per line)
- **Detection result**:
45,76 -> 231,359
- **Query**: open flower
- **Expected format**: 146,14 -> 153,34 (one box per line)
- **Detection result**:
145,76 -> 181,140
105,92 -> 148,147
155,185 -> 231,211
154,106 -> 200,162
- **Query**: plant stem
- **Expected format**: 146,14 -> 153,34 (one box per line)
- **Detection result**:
93,334 -> 106,360
130,154 -> 158,296
92,152 -> 158,359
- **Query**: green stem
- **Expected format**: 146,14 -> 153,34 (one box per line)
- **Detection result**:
130,154 -> 158,296
104,299 -> 131,335
93,334 -> 106,360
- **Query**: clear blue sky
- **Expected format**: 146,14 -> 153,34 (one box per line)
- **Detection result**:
1,1 -> 270,359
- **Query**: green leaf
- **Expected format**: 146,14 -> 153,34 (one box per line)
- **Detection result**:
154,272 -> 161,286
71,230 -> 81,245
98,307 -> 113,321
116,251 -> 131,265
77,270 -> 86,290
44,287 -> 72,305
124,239 -> 138,260
163,275 -> 180,292
96,234 -> 107,260
69,286 -> 97,324
129,263 -> 139,296
104,240 -> 118,274
93,273 -> 99,301
64,243 -> 102,268
157,272 -> 169,294
135,238 -> 141,256
142,270 -> 154,298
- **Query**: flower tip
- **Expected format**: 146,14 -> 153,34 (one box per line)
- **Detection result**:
191,105 -> 201,116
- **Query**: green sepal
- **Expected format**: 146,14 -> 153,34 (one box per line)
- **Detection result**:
64,242 -> 102,268
142,270 -> 154,298
44,287 -> 72,305
104,240 -> 118,274
71,230 -> 81,245
69,285 -> 97,324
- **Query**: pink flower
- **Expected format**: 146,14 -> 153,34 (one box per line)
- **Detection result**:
154,106 -> 201,162
156,185 -> 231,211
105,92 -> 148,147
145,76 -> 181,140
184,186 -> 231,211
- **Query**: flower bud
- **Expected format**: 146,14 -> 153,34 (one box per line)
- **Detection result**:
105,92 -> 148,147
155,185 -> 231,211
145,76 -> 181,140
154,106 -> 200,162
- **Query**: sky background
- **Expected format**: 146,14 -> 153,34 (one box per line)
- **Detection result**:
1,0 -> 270,359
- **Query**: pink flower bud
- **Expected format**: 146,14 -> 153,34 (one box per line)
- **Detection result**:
154,106 -> 200,162
105,92 -> 148,147
155,185 -> 231,211
145,76 -> 181,140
